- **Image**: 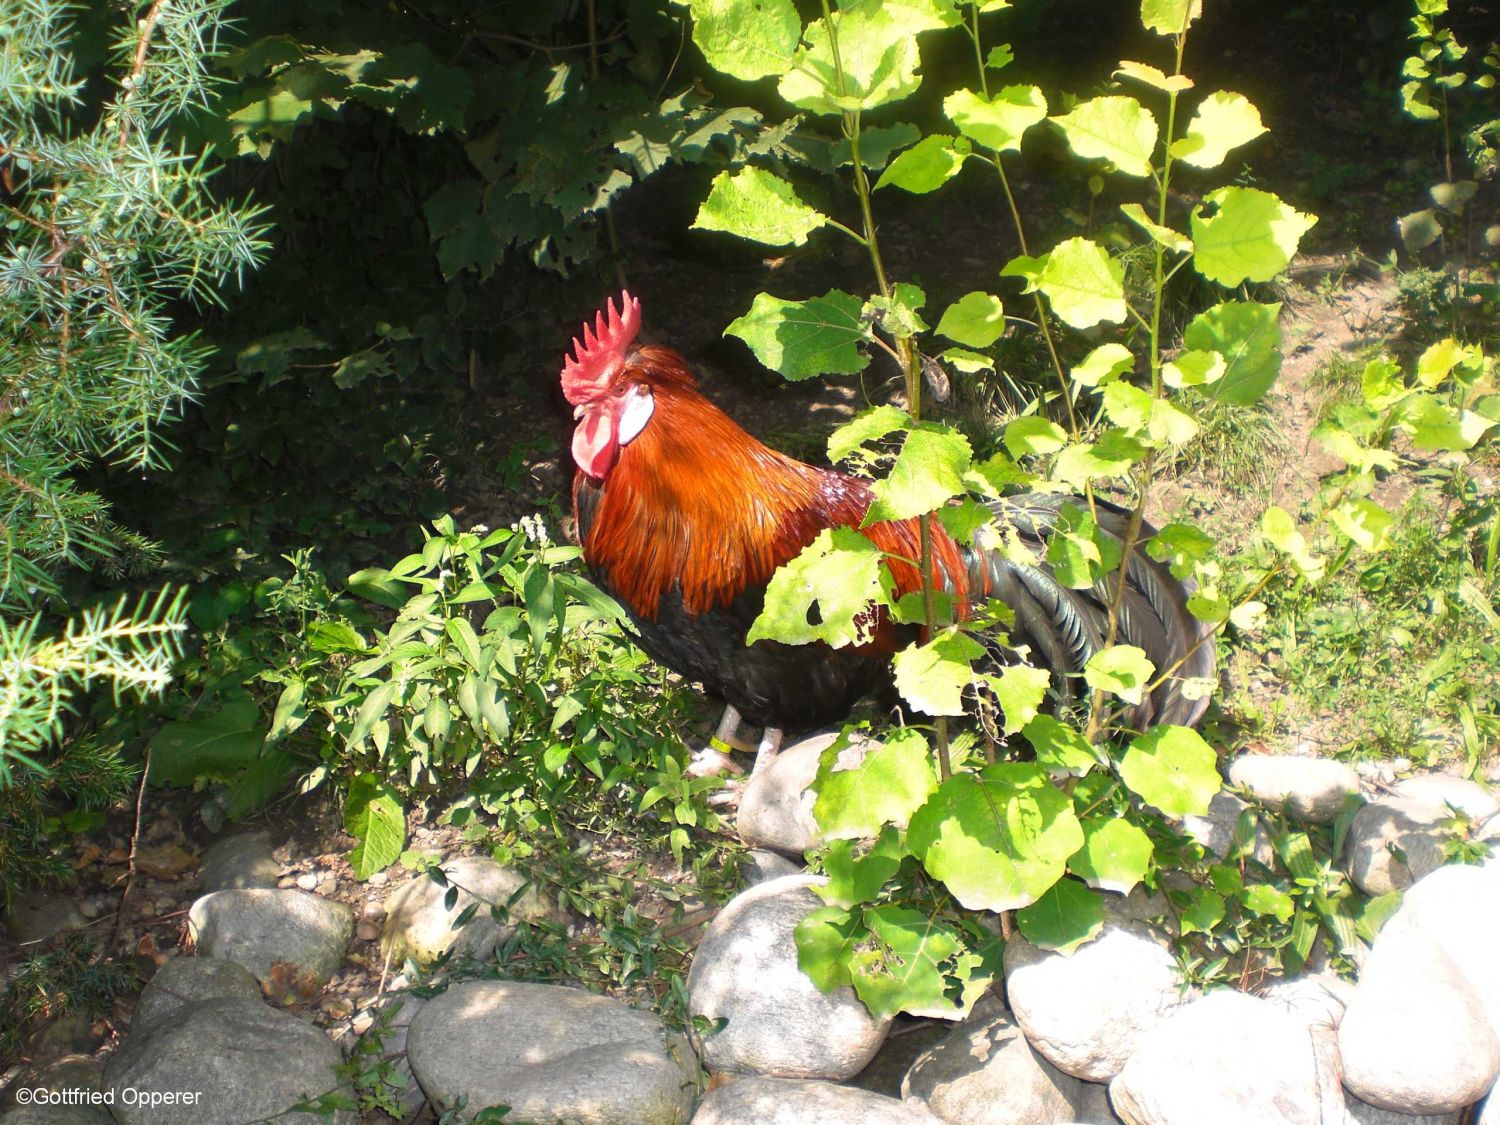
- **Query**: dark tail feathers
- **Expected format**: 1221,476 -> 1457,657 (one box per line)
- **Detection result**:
963,493 -> 1214,730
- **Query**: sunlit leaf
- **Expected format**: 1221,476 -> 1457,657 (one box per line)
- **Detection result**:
685,0 -> 801,81
893,629 -> 984,716
1069,817 -> 1154,894
747,527 -> 887,646
1182,300 -> 1283,404
693,167 -> 828,246
866,427 -> 973,523
1172,91 -> 1266,169
1036,237 -> 1127,328
1191,187 -> 1316,286
1119,725 -> 1221,817
813,728 -> 938,838
1052,95 -> 1158,177
944,85 -> 1048,153
936,291 -> 1006,347
874,134 -> 969,193
1083,645 -> 1154,705
908,763 -> 1083,912
726,289 -> 870,380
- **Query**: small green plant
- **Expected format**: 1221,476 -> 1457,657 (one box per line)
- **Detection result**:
148,516 -> 723,876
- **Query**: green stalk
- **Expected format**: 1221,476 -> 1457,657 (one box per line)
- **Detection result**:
1085,27 -> 1189,743
967,2 -> 1077,436
824,0 -> 951,779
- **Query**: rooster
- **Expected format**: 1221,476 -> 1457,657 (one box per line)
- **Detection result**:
563,291 -> 1212,773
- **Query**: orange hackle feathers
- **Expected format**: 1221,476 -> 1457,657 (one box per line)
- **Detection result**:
575,346 -> 970,630
561,290 -> 642,404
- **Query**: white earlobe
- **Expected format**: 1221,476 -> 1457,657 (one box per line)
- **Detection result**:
617,386 -> 655,446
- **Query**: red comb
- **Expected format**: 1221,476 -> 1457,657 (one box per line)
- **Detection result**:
561,290 -> 642,404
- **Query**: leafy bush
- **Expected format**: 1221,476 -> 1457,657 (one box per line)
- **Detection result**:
149,517 -> 723,873
670,0 -> 1500,1015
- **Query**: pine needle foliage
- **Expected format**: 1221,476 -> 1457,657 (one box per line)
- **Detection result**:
0,0 -> 269,783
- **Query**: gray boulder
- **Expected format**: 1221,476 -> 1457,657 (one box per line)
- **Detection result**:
688,875 -> 888,1079
692,1077 -> 940,1123
188,889 -> 351,988
1005,925 -> 1191,1081
900,995 -> 1083,1124
1109,990 -> 1321,1125
103,997 -> 354,1125
131,956 -> 263,1034
380,855 -> 559,966
406,979 -> 696,1124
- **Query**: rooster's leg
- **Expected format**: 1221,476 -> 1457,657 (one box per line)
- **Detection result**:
687,704 -> 751,777
751,726 -> 783,776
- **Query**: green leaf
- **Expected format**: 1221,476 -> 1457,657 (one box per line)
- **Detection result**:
1120,202 -> 1193,252
748,527 -> 887,647
1053,430 -> 1149,485
726,290 -> 871,381
1016,877 -> 1105,953
1416,338 -> 1481,387
908,763 -> 1083,912
1023,715 -> 1098,777
686,0 -> 801,81
1182,300 -> 1283,405
936,291 -> 1006,347
780,5 -> 922,116
1140,0 -> 1201,35
1398,208 -> 1443,252
819,827 -> 907,907
893,629 -> 984,716
1242,883 -> 1294,923
349,681 -> 397,749
1181,888 -> 1225,934
865,427 -> 973,523
990,664 -> 1051,735
1172,91 -> 1266,169
1400,394 -> 1495,451
1083,645 -> 1154,705
812,727 -> 939,837
1004,416 -> 1069,459
942,347 -> 994,373
1114,60 -> 1195,93
1191,187 -> 1316,287
1069,817 -> 1154,895
347,566 -> 408,609
1102,382 -> 1200,446
266,680 -> 308,746
1162,349 -> 1226,388
1071,343 -> 1134,386
944,85 -> 1048,153
148,701 -> 266,786
1046,502 -> 1124,589
1329,498 -> 1393,551
1052,96 -> 1159,177
795,905 -> 856,990
849,905 -> 989,1019
1260,506 -> 1324,580
345,774 -> 406,880
1036,237 -> 1127,328
1119,725 -> 1221,817
867,281 -> 929,339
874,134 -> 968,193
693,167 -> 828,247
828,404 -> 912,464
